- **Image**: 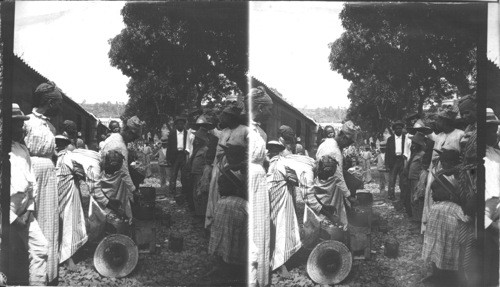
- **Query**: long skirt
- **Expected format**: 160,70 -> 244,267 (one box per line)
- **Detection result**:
251,163 -> 270,286
58,162 -> 88,263
269,183 -> 301,270
421,166 -> 438,233
193,165 -> 212,217
205,163 -> 222,228
411,170 -> 428,222
362,159 -> 372,182
32,156 -> 59,282
208,196 -> 248,265
422,201 -> 466,271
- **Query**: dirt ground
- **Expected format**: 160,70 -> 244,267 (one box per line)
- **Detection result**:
271,168 -> 431,287
58,163 -> 430,286
59,164 -> 245,286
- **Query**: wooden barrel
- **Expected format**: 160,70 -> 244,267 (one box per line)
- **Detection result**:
384,238 -> 399,258
169,235 -> 184,252
133,187 -> 156,220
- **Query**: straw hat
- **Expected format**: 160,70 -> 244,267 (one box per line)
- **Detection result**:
194,114 -> 215,130
486,108 -> 500,125
126,116 -> 144,136
93,234 -> 138,278
341,121 -> 359,141
174,115 -> 187,123
55,135 -> 72,146
437,109 -> 458,120
266,140 -> 285,151
391,120 -> 404,129
410,132 -> 427,149
307,240 -> 352,285
406,119 -> 432,135
12,103 -> 29,120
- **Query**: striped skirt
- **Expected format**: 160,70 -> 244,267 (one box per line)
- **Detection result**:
208,196 -> 248,265
250,163 -> 270,286
32,156 -> 59,282
205,163 -> 222,228
58,161 -> 88,263
269,174 -> 302,270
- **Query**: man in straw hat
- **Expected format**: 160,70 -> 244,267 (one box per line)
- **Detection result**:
385,120 -> 409,201
23,82 -> 63,284
484,108 -> 500,285
167,115 -> 189,195
9,104 -> 48,285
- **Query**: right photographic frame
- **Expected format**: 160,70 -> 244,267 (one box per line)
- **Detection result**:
249,2 -> 498,286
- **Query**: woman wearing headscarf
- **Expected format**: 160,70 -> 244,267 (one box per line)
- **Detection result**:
24,82 -> 63,284
55,133 -> 88,271
421,149 -> 469,286
456,95 -> 479,285
421,108 -> 464,234
248,86 -> 273,286
208,144 -> 248,279
189,128 -> 210,218
205,105 -> 248,229
266,139 -> 302,277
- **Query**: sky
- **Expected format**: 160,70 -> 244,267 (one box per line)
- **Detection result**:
14,1 -> 129,104
250,2 -> 351,109
13,2 -> 352,108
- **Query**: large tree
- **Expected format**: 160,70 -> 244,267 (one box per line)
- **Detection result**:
109,2 -> 248,133
329,3 -> 481,135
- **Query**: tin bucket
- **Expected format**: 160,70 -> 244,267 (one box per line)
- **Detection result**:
133,187 -> 156,220
169,235 -> 184,252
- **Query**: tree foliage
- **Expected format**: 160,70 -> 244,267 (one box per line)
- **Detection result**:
109,2 -> 248,133
329,3 -> 480,135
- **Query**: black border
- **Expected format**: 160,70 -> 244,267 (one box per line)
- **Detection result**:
0,1 -> 15,278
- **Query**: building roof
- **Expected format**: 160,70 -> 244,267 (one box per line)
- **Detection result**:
251,76 -> 316,126
14,54 -> 96,122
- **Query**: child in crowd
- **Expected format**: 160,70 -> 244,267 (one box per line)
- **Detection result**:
361,145 -> 373,183
377,142 -> 388,196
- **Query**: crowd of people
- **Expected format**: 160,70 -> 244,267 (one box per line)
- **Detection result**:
248,86 -> 362,286
6,81 -> 253,284
6,80 -> 499,287
248,88 -> 499,287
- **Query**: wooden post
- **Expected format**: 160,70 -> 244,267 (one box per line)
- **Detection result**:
0,1 -> 16,279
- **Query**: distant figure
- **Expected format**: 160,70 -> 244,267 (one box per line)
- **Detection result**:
155,138 -> 169,188
167,116 -> 189,195
98,134 -> 107,150
385,120 -> 408,201
360,145 -> 372,183
77,132 -> 88,149
295,137 -> 309,157
109,120 -> 121,133
76,138 -> 86,149
377,142 -> 388,196
323,125 -> 335,142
